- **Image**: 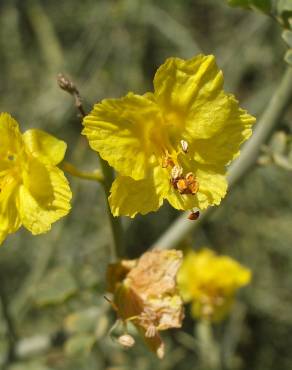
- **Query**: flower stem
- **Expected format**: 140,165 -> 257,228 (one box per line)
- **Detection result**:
99,157 -> 124,260
57,74 -> 124,260
196,320 -> 221,370
61,161 -> 104,183
0,284 -> 17,366
151,66 -> 292,250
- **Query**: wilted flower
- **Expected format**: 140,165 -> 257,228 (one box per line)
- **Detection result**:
178,248 -> 251,322
83,54 -> 255,217
107,250 -> 184,358
0,113 -> 72,244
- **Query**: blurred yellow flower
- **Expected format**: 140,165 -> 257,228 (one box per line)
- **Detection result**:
0,113 -> 72,244
83,54 -> 255,217
107,250 -> 184,358
178,248 -> 251,322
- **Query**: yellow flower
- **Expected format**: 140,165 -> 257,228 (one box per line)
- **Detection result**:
178,248 -> 251,322
83,54 -> 255,217
0,113 -> 72,244
107,250 -> 184,358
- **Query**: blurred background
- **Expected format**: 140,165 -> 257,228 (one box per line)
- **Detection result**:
0,0 -> 292,369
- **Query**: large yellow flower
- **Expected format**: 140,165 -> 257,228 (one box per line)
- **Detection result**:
178,248 -> 251,322
0,113 -> 72,244
83,54 -> 255,217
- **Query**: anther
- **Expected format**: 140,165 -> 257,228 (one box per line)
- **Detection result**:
162,156 -> 175,168
180,140 -> 189,153
177,179 -> 188,193
171,165 -> 183,180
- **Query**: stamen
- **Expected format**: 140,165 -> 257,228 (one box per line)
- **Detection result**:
173,172 -> 199,195
180,140 -> 188,153
145,325 -> 157,338
162,155 -> 175,168
177,179 -> 188,193
185,173 -> 199,194
171,165 -> 183,180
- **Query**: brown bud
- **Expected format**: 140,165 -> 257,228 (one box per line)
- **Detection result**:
188,211 -> 200,220
57,73 -> 77,93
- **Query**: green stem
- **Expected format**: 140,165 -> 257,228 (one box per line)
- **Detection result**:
0,285 -> 17,366
196,320 -> 221,370
151,66 -> 292,250
61,161 -> 104,183
58,75 -> 124,261
99,158 -> 124,260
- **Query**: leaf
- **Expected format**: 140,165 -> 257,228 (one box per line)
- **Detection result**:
282,30 -> 292,47
284,48 -> 292,65
277,0 -> 292,14
34,267 -> 77,306
269,131 -> 287,155
273,153 -> 292,170
227,0 -> 272,12
79,265 -> 100,289
228,0 -> 250,7
64,307 -> 103,334
277,1 -> 292,26
9,362 -> 53,370
64,333 -> 96,357
250,0 -> 273,11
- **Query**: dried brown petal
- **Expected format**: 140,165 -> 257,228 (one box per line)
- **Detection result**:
126,250 -> 183,299
106,250 -> 184,358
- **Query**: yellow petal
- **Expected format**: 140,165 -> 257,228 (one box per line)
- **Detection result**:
109,165 -> 169,217
178,248 -> 251,321
195,165 -> 228,209
0,113 -> 24,167
154,55 -> 255,142
19,162 -> 71,234
23,129 -> 67,165
0,176 -> 21,244
189,107 -> 255,166
82,93 -> 162,180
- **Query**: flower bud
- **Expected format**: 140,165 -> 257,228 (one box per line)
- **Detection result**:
117,334 -> 135,348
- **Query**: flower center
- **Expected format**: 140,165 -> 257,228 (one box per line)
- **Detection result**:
161,140 -> 199,195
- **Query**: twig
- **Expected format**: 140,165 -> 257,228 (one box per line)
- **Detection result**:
57,75 -> 124,260
152,66 -> 292,250
57,74 -> 86,118
0,285 -> 17,366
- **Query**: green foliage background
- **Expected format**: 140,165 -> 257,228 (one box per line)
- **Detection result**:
0,0 -> 292,369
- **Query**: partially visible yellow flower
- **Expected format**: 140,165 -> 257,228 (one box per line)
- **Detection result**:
107,250 -> 184,358
0,113 -> 72,244
83,54 -> 256,217
178,248 -> 251,322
